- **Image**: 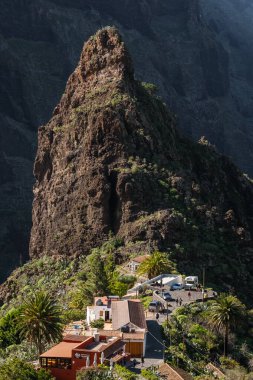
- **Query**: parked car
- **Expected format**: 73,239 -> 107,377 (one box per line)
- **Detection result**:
148,301 -> 162,312
162,292 -> 174,301
170,283 -> 184,291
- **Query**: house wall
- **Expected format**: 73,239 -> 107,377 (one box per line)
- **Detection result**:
87,306 -> 112,325
125,341 -> 143,357
49,368 -> 74,380
129,261 -> 140,272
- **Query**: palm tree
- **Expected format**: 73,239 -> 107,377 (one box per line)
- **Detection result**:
208,293 -> 246,356
19,291 -> 63,355
137,251 -> 175,279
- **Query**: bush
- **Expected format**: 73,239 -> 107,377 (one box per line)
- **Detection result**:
90,318 -> 105,329
0,358 -> 54,380
77,368 -> 111,380
114,365 -> 137,380
141,82 -> 158,95
0,308 -> 22,349
141,368 -> 160,380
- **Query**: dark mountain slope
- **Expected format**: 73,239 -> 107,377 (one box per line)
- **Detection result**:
0,0 -> 253,281
30,27 -> 253,302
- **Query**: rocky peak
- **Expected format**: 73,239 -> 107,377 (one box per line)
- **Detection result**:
79,27 -> 134,82
53,27 -> 134,119
30,28 -> 253,299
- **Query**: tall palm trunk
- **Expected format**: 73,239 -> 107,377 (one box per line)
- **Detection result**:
224,323 -> 229,356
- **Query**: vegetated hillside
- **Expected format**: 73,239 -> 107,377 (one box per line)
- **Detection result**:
28,27 -> 253,304
1,0 -> 253,283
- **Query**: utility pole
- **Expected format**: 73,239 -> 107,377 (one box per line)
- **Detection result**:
163,340 -> 166,361
166,301 -> 169,326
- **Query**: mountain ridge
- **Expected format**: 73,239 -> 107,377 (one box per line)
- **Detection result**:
1,0 -> 253,282
29,27 -> 253,303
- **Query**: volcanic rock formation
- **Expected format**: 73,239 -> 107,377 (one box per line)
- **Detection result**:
1,0 -> 253,281
30,28 -> 253,298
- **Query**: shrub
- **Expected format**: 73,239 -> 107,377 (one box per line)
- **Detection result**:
0,308 -> 22,349
114,364 -> 137,380
77,368 -> 111,380
141,368 -> 160,380
0,358 -> 54,380
90,318 -> 105,329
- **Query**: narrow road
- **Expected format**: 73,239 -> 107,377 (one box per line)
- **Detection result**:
128,320 -> 164,374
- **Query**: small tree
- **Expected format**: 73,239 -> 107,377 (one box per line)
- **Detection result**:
83,249 -> 109,302
137,251 -> 175,279
18,292 -> 63,355
208,294 -> 246,356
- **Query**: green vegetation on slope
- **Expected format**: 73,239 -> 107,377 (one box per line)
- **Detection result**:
163,295 -> 253,377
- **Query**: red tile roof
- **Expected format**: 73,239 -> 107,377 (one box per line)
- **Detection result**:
123,332 -> 145,340
159,363 -> 193,380
206,363 -> 225,379
131,255 -> 150,264
94,296 -> 109,306
63,335 -> 88,343
40,342 -> 81,358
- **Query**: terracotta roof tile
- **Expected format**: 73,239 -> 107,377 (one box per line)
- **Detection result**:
131,255 -> 150,263
40,342 -> 81,358
98,330 -> 122,337
63,335 -> 88,342
123,332 -> 145,340
159,363 -> 193,380
102,339 -> 125,358
206,363 -> 225,379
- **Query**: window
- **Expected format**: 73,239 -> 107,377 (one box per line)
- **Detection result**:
40,358 -> 72,369
47,358 -> 57,368
99,310 -> 104,317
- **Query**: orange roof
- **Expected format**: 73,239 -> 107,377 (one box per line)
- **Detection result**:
94,296 -> 109,305
40,342 -> 82,358
131,255 -> 150,263
123,332 -> 145,340
206,363 -> 225,379
159,363 -> 193,380
63,335 -> 88,343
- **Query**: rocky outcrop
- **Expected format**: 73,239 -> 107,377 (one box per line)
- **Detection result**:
1,0 -> 253,281
30,28 -> 253,300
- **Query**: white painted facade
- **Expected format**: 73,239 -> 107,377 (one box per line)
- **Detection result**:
128,260 -> 141,272
86,305 -> 112,326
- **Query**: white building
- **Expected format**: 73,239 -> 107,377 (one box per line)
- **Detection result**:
128,255 -> 150,272
86,296 -> 119,326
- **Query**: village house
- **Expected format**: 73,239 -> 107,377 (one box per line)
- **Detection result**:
128,255 -> 150,272
111,299 -> 147,357
86,296 -> 119,325
40,334 -> 129,380
86,298 -> 147,358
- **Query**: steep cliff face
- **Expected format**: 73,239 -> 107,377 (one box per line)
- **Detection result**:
30,28 -> 253,298
1,0 -> 253,280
